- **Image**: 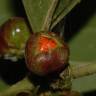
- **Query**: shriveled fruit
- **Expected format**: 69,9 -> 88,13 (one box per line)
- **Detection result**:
25,32 -> 69,76
0,17 -> 31,61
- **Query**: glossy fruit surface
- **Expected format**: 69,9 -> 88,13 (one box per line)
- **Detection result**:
0,17 -> 31,61
25,32 -> 69,76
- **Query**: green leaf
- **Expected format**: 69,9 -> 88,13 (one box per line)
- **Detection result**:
22,0 -> 80,32
51,0 -> 81,29
69,6 -> 96,92
22,0 -> 59,32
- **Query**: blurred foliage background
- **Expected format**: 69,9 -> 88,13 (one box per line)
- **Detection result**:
0,0 -> 96,96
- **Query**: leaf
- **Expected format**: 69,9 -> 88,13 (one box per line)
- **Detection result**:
22,0 -> 80,32
51,0 -> 81,29
52,0 -> 71,21
22,0 -> 59,32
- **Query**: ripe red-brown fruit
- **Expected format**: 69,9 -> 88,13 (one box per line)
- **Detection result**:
25,32 -> 69,76
0,17 -> 31,61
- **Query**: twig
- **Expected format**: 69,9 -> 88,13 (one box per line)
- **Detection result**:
70,61 -> 96,79
0,77 -> 34,96
0,61 -> 96,96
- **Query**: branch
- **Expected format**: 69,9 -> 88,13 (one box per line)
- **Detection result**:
0,77 -> 34,96
70,61 -> 96,79
0,61 -> 96,96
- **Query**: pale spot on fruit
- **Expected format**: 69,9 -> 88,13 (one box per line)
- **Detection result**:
16,28 -> 20,33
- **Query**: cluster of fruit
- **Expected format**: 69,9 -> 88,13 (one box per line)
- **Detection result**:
0,17 -> 69,76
